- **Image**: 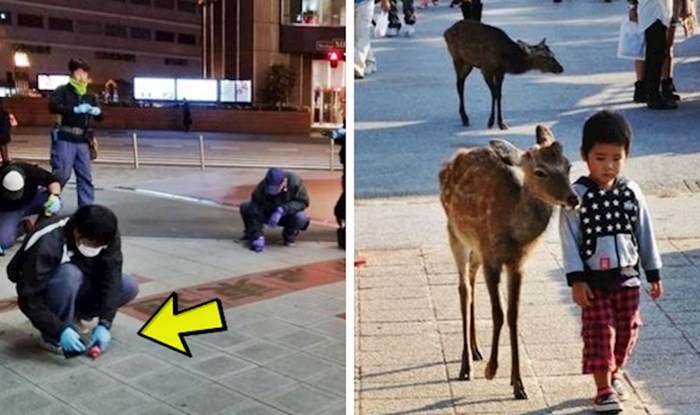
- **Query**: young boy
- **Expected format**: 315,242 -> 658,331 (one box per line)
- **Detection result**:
559,110 -> 663,413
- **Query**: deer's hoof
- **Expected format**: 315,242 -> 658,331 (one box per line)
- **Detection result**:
487,120 -> 495,129
461,119 -> 470,127
514,388 -> 528,400
458,369 -> 471,380
484,362 -> 497,380
472,349 -> 483,361
498,123 -> 509,130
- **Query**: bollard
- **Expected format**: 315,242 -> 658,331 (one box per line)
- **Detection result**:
132,133 -> 140,169
330,138 -> 335,172
199,135 -> 205,170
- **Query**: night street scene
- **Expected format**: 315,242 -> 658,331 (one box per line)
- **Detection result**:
355,0 -> 700,414
0,1 -> 346,414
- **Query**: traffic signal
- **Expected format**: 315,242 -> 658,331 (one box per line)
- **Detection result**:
328,50 -> 340,68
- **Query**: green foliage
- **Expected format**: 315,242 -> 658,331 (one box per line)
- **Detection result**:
263,64 -> 297,110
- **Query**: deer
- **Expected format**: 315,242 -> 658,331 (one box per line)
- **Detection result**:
444,20 -> 564,130
438,125 -> 579,400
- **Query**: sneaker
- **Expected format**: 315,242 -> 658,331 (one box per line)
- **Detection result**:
354,68 -> 365,80
611,378 -> 629,402
594,388 -> 622,413
402,25 -> 415,37
38,337 -> 62,355
365,61 -> 377,75
386,27 -> 400,37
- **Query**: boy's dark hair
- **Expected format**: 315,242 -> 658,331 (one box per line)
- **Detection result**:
68,58 -> 90,74
69,205 -> 118,244
581,110 -> 632,158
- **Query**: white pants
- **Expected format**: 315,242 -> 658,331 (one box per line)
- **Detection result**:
354,0 -> 375,75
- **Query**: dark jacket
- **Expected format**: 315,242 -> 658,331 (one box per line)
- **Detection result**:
0,162 -> 60,212
49,83 -> 103,143
6,217 -> 124,340
251,171 -> 310,216
0,110 -> 11,143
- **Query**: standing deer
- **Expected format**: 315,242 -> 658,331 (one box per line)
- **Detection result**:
444,20 -> 564,130
438,126 -> 579,400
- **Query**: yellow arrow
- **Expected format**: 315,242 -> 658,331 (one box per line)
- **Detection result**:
138,292 -> 227,357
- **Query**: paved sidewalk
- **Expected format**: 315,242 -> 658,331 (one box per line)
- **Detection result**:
355,194 -> 700,415
0,161 -> 346,414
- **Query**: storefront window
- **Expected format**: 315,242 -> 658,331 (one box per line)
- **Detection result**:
311,59 -> 345,127
282,0 -> 345,27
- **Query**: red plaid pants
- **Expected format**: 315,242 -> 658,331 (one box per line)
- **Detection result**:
581,286 -> 641,374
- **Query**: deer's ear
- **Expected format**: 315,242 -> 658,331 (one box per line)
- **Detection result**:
516,40 -> 531,53
537,38 -> 547,47
490,139 -> 524,166
535,125 -> 555,146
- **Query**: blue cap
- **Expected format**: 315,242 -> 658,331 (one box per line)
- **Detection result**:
264,168 -> 286,195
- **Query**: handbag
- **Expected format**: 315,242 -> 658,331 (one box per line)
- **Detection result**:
617,17 -> 645,60
373,11 -> 389,38
86,130 -> 98,160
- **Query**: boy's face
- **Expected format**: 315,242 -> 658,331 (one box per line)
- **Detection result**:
583,143 -> 627,189
72,68 -> 89,83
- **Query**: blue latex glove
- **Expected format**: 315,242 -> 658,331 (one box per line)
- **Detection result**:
86,325 -> 111,352
89,106 -> 101,116
60,327 -> 86,354
73,103 -> 91,114
251,236 -> 265,253
44,194 -> 62,216
268,207 -> 284,228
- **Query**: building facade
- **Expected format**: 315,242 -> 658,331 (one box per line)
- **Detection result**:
0,0 -> 345,128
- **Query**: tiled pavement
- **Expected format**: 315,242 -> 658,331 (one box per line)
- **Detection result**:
355,195 -> 700,415
0,161 -> 346,414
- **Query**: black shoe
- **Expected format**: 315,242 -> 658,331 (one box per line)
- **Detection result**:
633,81 -> 646,103
661,78 -> 680,101
647,96 -> 678,110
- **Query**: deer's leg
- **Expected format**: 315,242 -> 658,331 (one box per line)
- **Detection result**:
468,251 -> 483,361
506,263 -> 527,400
481,71 -> 497,129
483,262 -> 503,380
494,72 -> 508,130
447,223 -> 472,380
454,61 -> 473,127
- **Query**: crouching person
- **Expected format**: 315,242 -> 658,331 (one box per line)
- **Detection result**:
6,205 -> 139,356
1,162 -> 63,256
240,168 -> 310,252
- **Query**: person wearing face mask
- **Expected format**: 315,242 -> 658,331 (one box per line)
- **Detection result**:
0,162 -> 63,256
49,58 -> 103,207
239,168 -> 311,252
6,205 -> 139,356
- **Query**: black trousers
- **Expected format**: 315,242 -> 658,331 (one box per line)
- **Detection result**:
643,20 -> 668,100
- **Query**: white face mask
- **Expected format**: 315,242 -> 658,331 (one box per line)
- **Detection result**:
77,243 -> 104,258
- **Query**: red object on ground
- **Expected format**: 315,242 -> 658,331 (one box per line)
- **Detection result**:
355,257 -> 367,268
87,345 -> 102,359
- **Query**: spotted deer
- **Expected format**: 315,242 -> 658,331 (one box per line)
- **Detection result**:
444,20 -> 564,130
438,126 -> 579,399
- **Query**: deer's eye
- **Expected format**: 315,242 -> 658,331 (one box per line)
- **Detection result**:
534,169 -> 548,178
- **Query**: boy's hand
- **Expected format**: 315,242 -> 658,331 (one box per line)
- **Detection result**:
572,282 -> 594,307
649,281 -> 663,300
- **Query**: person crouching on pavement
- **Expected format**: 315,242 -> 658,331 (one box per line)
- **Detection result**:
240,168 -> 311,252
6,205 -> 139,356
49,58 -> 103,208
0,162 -> 63,256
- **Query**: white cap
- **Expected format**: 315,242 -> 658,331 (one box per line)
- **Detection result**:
2,170 -> 24,192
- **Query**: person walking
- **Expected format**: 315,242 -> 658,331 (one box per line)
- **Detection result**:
182,98 -> 192,133
560,110 -> 663,413
628,0 -> 678,109
49,58 -> 103,207
0,98 -> 15,164
355,0 -> 391,79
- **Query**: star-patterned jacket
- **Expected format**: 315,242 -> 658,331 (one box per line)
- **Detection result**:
559,176 -> 662,290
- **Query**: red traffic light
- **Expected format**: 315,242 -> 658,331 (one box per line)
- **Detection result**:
328,50 -> 340,68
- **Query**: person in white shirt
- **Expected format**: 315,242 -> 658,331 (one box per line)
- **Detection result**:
628,0 -> 678,109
